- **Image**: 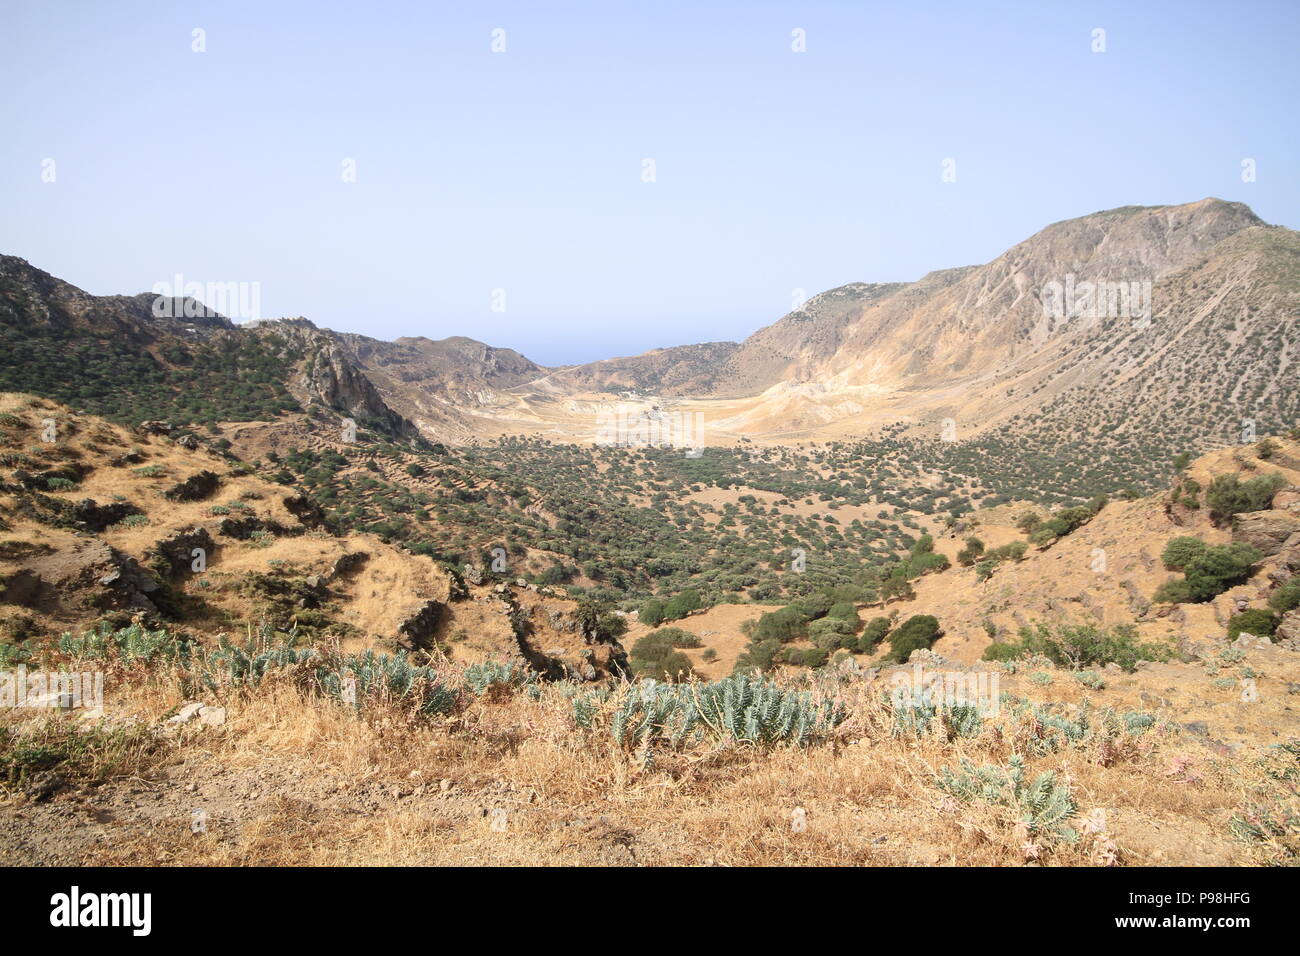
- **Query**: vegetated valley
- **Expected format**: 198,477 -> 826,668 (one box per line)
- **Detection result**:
1,199 -> 1298,866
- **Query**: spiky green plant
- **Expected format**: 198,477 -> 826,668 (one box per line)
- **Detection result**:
892,700 -> 984,739
609,680 -> 698,749
1003,697 -> 1156,756
463,660 -> 537,696
316,650 -> 458,716
690,673 -> 845,747
58,622 -> 191,665
937,754 -> 1078,842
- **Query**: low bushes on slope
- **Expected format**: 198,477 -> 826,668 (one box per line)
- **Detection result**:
885,614 -> 941,663
1152,540 -> 1261,603
982,622 -> 1170,672
629,628 -> 698,681
1205,472 -> 1287,525
1025,496 -> 1108,546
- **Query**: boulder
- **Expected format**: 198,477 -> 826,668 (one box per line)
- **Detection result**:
1231,509 -> 1300,556
1272,486 -> 1300,513
331,551 -> 369,577
165,701 -> 226,728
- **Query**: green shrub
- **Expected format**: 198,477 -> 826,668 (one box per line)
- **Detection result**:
1205,472 -> 1286,525
734,638 -> 781,673
808,617 -> 857,650
956,536 -> 985,566
784,646 -> 829,668
1268,578 -> 1300,614
1161,536 -> 1207,570
663,588 -> 702,621
792,592 -> 835,620
825,601 -> 859,624
998,621 -> 1170,672
981,641 -> 1019,662
987,541 -> 1028,562
1226,609 -> 1280,642
629,629 -> 698,681
1155,542 -> 1261,603
753,604 -> 811,643
886,615 -> 941,663
639,598 -> 666,627
647,627 -> 702,649
1016,513 -> 1042,534
857,616 -> 891,653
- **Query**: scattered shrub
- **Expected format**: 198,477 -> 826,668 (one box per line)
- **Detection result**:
1226,609 -> 1280,643
1205,473 -> 1286,525
886,615 -> 941,663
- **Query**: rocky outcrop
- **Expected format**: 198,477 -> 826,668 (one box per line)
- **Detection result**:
164,470 -> 222,502
283,493 -> 326,529
1272,486 -> 1300,513
301,339 -> 418,440
331,551 -> 369,577
217,515 -> 293,540
1231,510 -> 1300,556
147,527 -> 216,577
396,600 -> 445,651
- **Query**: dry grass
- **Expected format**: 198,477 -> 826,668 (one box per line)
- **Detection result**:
2,654 -> 1294,867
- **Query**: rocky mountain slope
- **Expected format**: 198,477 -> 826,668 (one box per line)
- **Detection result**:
2,198 -> 1295,479
0,394 -> 627,682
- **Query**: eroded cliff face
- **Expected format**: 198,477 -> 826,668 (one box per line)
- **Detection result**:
299,337 -> 418,439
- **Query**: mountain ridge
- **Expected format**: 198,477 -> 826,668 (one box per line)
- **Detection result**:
1,197 -> 1294,459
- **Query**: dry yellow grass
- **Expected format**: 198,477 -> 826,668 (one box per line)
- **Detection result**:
1,651 -> 1294,867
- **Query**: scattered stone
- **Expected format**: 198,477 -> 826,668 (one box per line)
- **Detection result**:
165,701 -> 225,729
23,771 -> 64,802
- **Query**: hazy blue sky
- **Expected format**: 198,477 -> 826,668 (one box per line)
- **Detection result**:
2,0 -> 1297,365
